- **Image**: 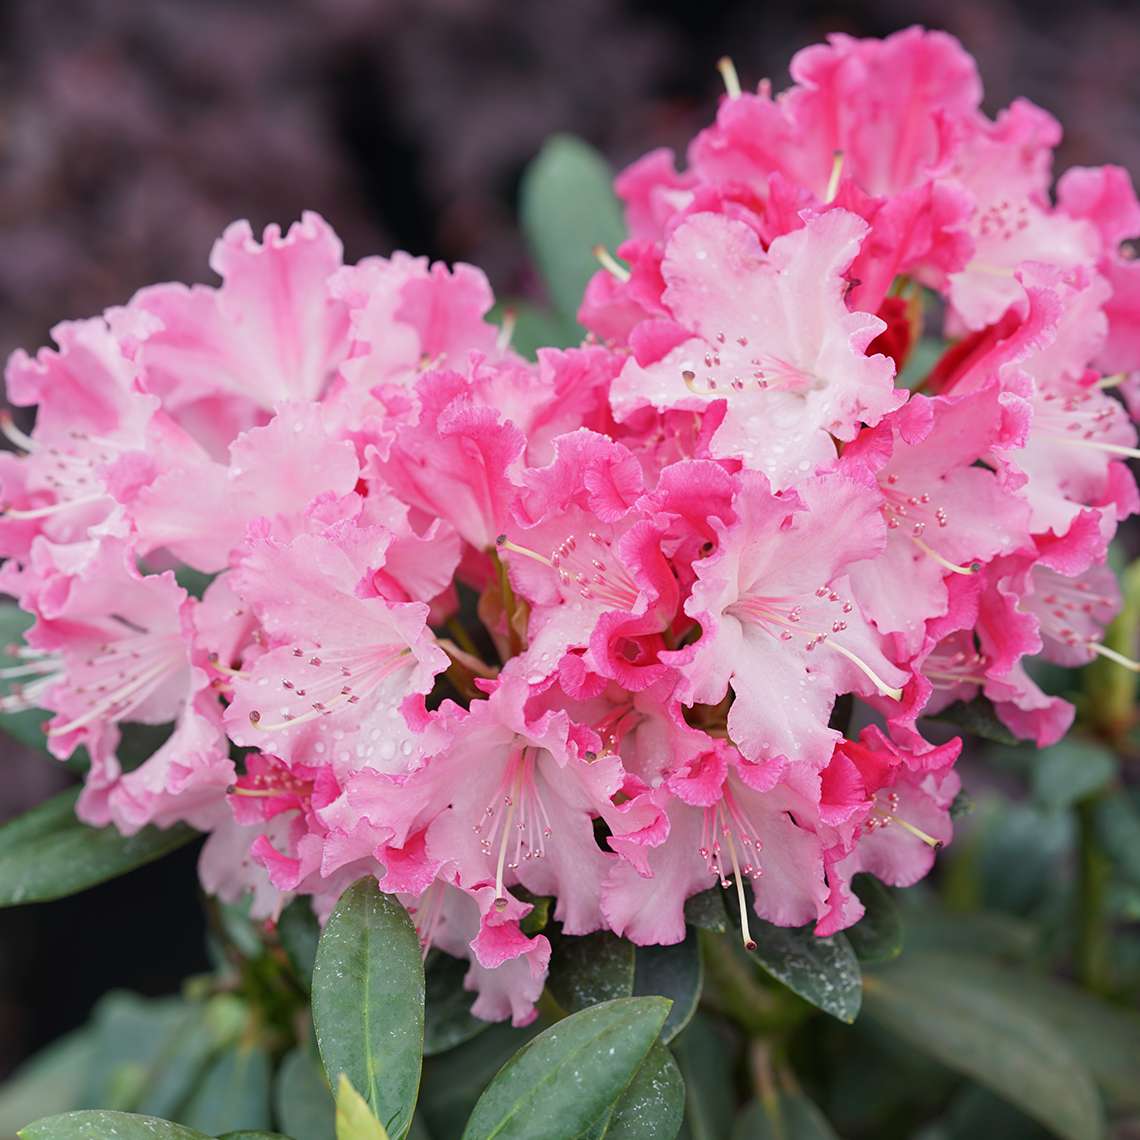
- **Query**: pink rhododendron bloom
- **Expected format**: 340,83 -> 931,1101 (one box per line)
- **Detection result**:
4,28 -> 1139,1028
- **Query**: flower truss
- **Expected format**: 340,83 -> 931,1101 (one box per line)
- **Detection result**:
3,26 -> 1139,1027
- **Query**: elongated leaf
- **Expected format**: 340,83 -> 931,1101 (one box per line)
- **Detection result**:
336,1075 -> 390,1140
19,1112 -> 210,1139
217,1133 -> 290,1139
461,997 -> 671,1140
547,931 -> 635,1012
683,889 -> 728,933
180,1045 -> 272,1136
1095,790 -> 1140,884
632,931 -> 702,1043
747,923 -> 862,1023
929,953 -> 1140,1111
274,1045 -> 335,1140
846,876 -> 903,964
0,1029 -> 94,1135
673,1016 -> 736,1140
1032,740 -> 1117,811
0,788 -> 196,906
731,1093 -> 840,1139
277,898 -> 321,990
584,1043 -> 684,1140
932,697 -> 1019,745
424,951 -> 488,1057
519,135 -> 625,329
312,879 -> 425,1140
864,954 -> 1105,1140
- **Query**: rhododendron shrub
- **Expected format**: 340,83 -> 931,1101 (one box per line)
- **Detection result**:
4,27 -> 1140,1140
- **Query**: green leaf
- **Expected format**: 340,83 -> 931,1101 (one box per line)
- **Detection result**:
0,601 -> 50,750
1094,789 -> 1140,884
846,876 -> 903,964
418,1023 -> 542,1139
731,1093 -> 840,1139
490,302 -> 578,360
424,951 -> 488,1057
683,889 -> 728,933
1032,739 -> 1117,812
82,992 -> 220,1117
312,879 -> 425,1140
179,1045 -> 272,1136
930,697 -> 1020,745
519,135 -> 625,330
18,1112 -> 211,1139
632,931 -> 702,1043
747,923 -> 862,1024
864,952 -> 1106,1140
0,788 -> 196,907
924,953 -> 1140,1112
217,1133 -> 290,1139
0,1029 -> 94,1135
274,1045 -> 335,1140
336,1075 -> 390,1140
672,1016 -> 736,1140
547,931 -> 635,1012
460,997 -> 671,1140
277,898 -> 321,990
584,1043 -> 684,1139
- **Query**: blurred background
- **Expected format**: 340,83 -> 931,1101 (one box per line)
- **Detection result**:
2,0 -> 1139,1092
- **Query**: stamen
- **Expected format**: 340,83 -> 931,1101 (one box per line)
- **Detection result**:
1088,641 -> 1140,672
724,826 -> 757,951
497,308 -> 516,352
894,817 -> 944,849
0,412 -> 36,452
824,150 -> 844,204
47,658 -> 176,736
1049,437 -> 1140,460
496,535 -> 553,568
910,535 -> 979,576
1096,373 -> 1127,390
826,641 -> 903,701
716,56 -> 742,99
493,794 -> 516,911
3,492 -> 107,520
593,245 -> 630,283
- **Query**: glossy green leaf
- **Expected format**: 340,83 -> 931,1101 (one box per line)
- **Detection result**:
1094,789 -> 1140,884
547,931 -> 635,1012
277,898 -> 321,990
747,923 -> 862,1023
731,1093 -> 840,1139
0,1029 -> 94,1135
336,1075 -> 390,1140
0,602 -> 50,750
274,1045 -> 335,1140
673,1015 -> 735,1140
179,1045 -> 272,1136
632,930 -> 702,1043
683,888 -> 728,933
82,992 -> 221,1117
1032,740 -> 1117,812
931,697 -> 1020,745
419,1023 -> 540,1138
460,997 -> 671,1140
846,876 -> 903,964
423,951 -> 488,1057
18,1112 -> 210,1139
519,135 -> 625,329
927,953 -> 1140,1111
312,879 -> 424,1140
584,1043 -> 685,1139
0,788 -> 196,907
864,953 -> 1105,1140
217,1133 -> 290,1139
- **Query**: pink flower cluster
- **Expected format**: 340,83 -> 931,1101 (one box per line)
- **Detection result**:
3,27 -> 1138,1025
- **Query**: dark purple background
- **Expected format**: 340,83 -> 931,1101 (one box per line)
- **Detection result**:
1,0 -> 1137,1079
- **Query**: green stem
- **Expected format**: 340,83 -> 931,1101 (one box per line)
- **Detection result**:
1076,795 -> 1113,995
